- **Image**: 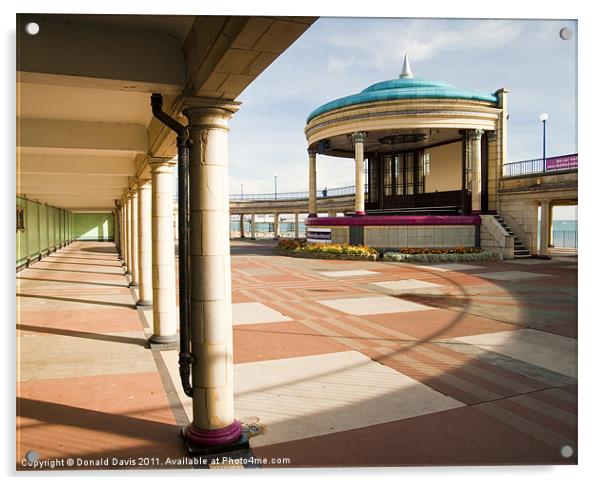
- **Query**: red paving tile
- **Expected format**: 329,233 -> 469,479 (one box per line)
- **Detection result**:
17,308 -> 143,334
234,321 -> 349,364
17,240 -> 578,469
253,404 -> 574,467
364,308 -> 520,339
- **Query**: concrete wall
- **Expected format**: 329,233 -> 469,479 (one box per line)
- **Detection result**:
365,225 -> 476,249
73,213 -> 114,241
480,215 -> 514,260
424,141 -> 462,193
16,196 -> 73,267
498,171 -> 578,254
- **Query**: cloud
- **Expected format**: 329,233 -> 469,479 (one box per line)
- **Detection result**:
229,17 -> 577,194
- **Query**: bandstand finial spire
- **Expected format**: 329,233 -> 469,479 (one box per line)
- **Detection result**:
399,53 -> 414,79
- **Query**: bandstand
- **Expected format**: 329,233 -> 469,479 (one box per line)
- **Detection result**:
304,56 -> 508,249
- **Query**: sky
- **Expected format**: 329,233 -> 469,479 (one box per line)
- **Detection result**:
228,17 -> 577,197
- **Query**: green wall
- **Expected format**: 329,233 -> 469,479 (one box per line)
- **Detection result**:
16,197 -> 73,267
73,213 -> 114,241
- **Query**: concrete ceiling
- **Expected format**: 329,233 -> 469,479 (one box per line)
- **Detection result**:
16,14 -> 316,211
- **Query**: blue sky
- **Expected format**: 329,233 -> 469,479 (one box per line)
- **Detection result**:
229,17 -> 577,196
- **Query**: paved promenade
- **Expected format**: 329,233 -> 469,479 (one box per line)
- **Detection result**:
16,240 -> 577,468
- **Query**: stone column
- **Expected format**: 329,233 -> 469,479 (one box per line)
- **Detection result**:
294,212 -> 299,239
122,203 -> 127,262
273,213 -> 280,238
239,214 -> 245,238
114,206 -> 120,256
137,180 -> 153,306
121,201 -> 128,267
125,195 -> 132,275
308,148 -> 317,217
129,189 -> 139,287
183,98 -> 243,447
539,199 -> 551,258
351,132 -> 367,215
469,129 -> 484,213
148,159 -> 178,344
250,213 -> 256,239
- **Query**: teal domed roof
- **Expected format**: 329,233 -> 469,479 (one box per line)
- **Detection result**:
306,60 -> 498,123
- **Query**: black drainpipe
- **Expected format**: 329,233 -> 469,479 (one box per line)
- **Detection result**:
150,93 -> 193,397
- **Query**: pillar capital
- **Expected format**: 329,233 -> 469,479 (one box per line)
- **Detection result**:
469,129 -> 485,141
148,158 -> 176,175
137,178 -> 152,190
182,97 -> 241,129
147,157 -> 175,167
307,147 -> 317,158
351,131 -> 367,144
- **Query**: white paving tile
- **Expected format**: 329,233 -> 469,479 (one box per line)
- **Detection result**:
454,329 -> 576,378
413,263 -> 485,272
234,351 -> 464,446
371,279 -> 443,292
318,270 -> 379,278
317,296 -> 432,315
476,271 -> 552,281
232,302 -> 292,325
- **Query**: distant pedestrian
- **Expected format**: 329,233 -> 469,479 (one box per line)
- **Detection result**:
322,187 -> 328,197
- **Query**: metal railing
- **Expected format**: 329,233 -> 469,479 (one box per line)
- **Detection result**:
229,184 -> 355,202
503,154 -> 578,177
552,228 -> 578,249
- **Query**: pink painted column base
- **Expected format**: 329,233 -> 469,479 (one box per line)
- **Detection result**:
184,420 -> 243,447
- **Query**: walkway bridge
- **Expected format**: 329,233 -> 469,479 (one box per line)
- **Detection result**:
226,154 -> 578,255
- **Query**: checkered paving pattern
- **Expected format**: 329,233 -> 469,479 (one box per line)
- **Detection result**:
16,240 -> 578,469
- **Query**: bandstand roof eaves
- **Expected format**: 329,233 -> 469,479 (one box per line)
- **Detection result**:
306,77 -> 499,124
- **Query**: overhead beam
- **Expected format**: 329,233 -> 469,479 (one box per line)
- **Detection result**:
148,16 -> 317,158
17,118 -> 148,153
17,14 -> 185,93
18,174 -> 130,188
17,154 -> 136,176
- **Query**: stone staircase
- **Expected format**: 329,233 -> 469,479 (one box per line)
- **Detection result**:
493,214 -> 531,258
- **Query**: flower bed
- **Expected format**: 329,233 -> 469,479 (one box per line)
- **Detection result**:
384,247 -> 498,263
275,240 -> 378,261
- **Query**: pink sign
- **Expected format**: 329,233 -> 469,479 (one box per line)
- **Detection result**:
546,154 -> 578,171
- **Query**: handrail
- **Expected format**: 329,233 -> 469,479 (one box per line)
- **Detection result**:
503,153 -> 577,177
228,185 -> 356,202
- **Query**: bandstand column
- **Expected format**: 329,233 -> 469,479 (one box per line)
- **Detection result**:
308,148 -> 317,217
137,179 -> 153,306
148,159 -> 178,344
129,188 -> 139,287
250,214 -> 256,239
182,99 -> 243,447
469,129 -> 484,213
239,214 -> 245,238
351,132 -> 367,215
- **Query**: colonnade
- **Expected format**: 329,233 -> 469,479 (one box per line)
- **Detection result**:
232,212 -> 305,239
117,97 -> 243,448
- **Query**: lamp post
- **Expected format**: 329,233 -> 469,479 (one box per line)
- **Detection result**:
240,183 -> 243,201
539,112 -> 549,172
274,174 -> 278,200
